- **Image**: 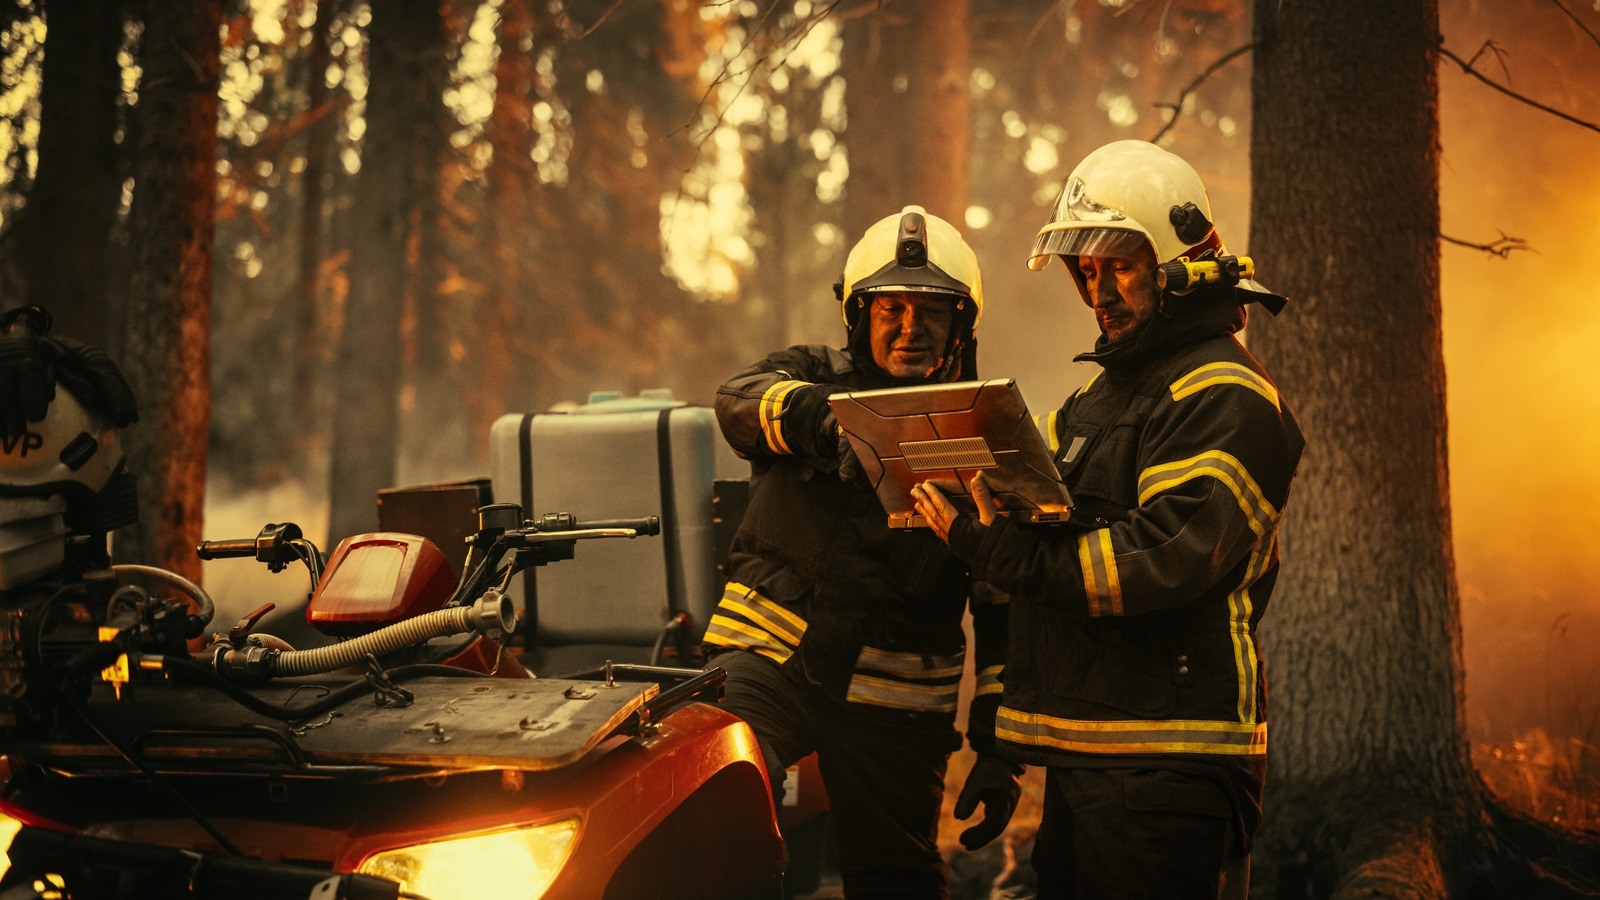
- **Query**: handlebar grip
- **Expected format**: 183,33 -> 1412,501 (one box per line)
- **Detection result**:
196,539 -> 258,560
578,516 -> 661,536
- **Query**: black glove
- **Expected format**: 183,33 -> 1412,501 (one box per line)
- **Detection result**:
836,426 -> 862,484
0,307 -> 56,438
954,753 -> 1023,851
43,335 -> 139,428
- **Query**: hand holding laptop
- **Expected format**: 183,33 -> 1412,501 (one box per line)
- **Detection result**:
912,473 -> 1002,541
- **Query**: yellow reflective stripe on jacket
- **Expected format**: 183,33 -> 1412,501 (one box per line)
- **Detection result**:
845,645 -> 965,713
1228,530 -> 1276,723
1076,371 -> 1102,397
758,380 -> 808,455
846,673 -> 960,713
1077,529 -> 1123,616
996,707 -> 1267,756
1035,409 -> 1060,455
855,646 -> 964,680
976,664 -> 1004,697
703,582 -> 808,663
1137,450 -> 1278,537
1169,362 -> 1280,411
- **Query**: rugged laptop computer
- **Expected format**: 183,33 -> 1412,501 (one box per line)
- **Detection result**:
829,378 -> 1073,529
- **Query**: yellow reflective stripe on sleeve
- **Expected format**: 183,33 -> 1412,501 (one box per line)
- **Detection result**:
758,380 -> 808,455
1228,530 -> 1276,724
1138,450 -> 1278,537
704,582 -> 809,664
1170,362 -> 1280,411
976,664 -> 1004,697
996,707 -> 1267,756
846,673 -> 960,713
854,646 -> 964,680
1044,409 -> 1060,455
723,581 -> 809,635
1076,529 -> 1123,616
704,617 -> 795,663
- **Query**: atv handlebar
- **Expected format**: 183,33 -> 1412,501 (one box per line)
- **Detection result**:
566,516 -> 661,536
194,538 -> 256,560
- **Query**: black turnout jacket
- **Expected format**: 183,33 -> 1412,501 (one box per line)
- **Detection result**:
948,292 -> 1303,769
704,344 -> 1009,750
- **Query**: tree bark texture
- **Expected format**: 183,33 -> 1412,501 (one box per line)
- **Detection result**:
839,0 -> 971,243
1246,0 -> 1475,895
327,0 -> 441,542
2,0 -> 124,350
117,0 -> 220,583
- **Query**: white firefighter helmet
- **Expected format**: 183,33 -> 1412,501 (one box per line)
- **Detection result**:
0,386 -> 124,588
839,205 -> 984,329
1027,140 -> 1224,282
0,384 -> 124,500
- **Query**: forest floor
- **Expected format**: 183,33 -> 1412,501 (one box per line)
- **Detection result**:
929,736 -> 1600,900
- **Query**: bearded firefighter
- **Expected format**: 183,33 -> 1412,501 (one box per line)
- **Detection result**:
702,206 -> 1019,897
914,140 -> 1305,898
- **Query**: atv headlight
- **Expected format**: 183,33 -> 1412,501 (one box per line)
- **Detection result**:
356,818 -> 579,900
0,810 -> 20,881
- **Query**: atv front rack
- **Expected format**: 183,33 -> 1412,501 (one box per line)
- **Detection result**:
8,666 -> 726,779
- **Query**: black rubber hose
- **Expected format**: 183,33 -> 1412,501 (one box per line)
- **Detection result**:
161,658 -> 487,721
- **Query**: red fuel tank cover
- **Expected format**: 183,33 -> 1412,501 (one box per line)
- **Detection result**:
307,532 -> 457,636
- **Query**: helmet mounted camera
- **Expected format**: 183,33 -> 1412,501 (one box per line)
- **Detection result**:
837,204 -> 984,330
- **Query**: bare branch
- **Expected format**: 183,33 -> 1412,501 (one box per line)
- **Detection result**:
1440,231 -> 1534,259
1022,1 -> 1061,52
1439,43 -> 1600,136
1547,0 -> 1600,52
1148,40 -> 1259,144
567,0 -> 629,40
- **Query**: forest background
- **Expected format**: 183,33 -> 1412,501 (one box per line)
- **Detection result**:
0,0 -> 1597,895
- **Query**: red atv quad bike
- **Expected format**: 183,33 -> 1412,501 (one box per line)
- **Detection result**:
0,503 -> 789,899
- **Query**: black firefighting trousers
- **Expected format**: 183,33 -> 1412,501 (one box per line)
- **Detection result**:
712,649 -> 963,899
1031,766 -> 1250,900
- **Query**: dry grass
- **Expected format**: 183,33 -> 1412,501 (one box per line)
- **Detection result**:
1474,728 -> 1600,832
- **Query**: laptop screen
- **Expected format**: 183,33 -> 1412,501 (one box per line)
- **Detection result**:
829,378 -> 1073,529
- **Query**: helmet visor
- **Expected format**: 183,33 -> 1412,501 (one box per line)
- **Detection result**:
1027,224 -> 1150,270
851,257 -> 973,299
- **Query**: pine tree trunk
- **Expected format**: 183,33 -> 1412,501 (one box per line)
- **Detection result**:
326,0 -> 441,541
1245,1 -> 1477,895
4,0 -> 123,349
291,0 -> 342,417
839,0 -> 971,239
116,0 -> 220,582
471,0 -> 536,460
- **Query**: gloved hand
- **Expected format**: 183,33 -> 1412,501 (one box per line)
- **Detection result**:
836,427 -> 861,484
817,406 -> 863,483
954,753 -> 1023,851
43,335 -> 139,429
0,307 -> 56,438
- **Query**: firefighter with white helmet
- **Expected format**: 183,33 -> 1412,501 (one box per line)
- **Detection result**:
914,141 -> 1304,897
703,206 -> 1017,895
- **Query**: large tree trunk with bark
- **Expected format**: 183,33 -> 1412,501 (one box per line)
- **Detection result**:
115,0 -> 220,582
839,0 -> 971,241
470,0 -> 537,461
2,0 -> 124,349
1249,4 -> 1600,894
327,0 -> 442,541
1245,2 -> 1577,896
291,0 -> 343,419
